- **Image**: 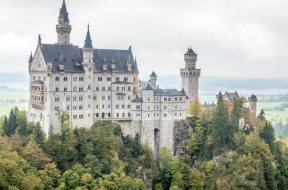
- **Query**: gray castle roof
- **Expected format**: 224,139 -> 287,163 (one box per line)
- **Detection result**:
84,25 -> 93,48
153,89 -> 185,96
39,44 -> 138,73
185,47 -> 196,54
143,83 -> 154,90
131,97 -> 143,102
150,71 -> 157,77
227,92 -> 239,100
28,52 -> 33,63
59,0 -> 69,22
31,80 -> 44,84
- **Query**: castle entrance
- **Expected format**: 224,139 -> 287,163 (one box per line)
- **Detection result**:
154,128 -> 160,158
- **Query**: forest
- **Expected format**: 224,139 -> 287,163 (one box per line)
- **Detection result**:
0,94 -> 288,190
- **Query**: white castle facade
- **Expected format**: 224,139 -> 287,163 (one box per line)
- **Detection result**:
27,1 -> 201,154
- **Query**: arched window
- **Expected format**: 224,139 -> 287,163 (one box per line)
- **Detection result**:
108,95 -> 111,100
88,104 -> 90,108
88,84 -> 91,90
66,96 -> 70,101
108,113 -> 111,117
117,113 -> 119,117
67,105 -> 70,110
93,95 -> 97,100
128,113 -> 131,117
128,86 -> 131,91
122,104 -> 125,109
116,86 -> 119,91
89,68 -> 92,72
79,96 -> 83,101
128,104 -> 131,109
64,86 -> 67,91
102,95 -> 105,100
55,96 -> 59,102
73,86 -> 77,91
79,105 -> 83,110
73,96 -> 77,101
116,104 -> 119,109
96,113 -> 99,117
122,113 -> 125,117
128,95 -> 131,100
55,86 -> 59,92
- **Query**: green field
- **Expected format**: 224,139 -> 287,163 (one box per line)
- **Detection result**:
257,102 -> 288,122
0,91 -> 29,101
0,103 -> 29,117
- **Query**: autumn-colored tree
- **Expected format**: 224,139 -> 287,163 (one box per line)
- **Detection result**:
55,109 -> 70,128
188,97 -> 203,117
39,163 -> 61,189
189,167 -> 204,190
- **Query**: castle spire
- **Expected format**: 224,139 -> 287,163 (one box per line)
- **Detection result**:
60,0 -> 69,22
56,0 -> 71,44
28,52 -> 33,63
84,24 -> 93,48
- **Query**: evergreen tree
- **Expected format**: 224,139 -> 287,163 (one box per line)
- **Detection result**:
44,124 -> 57,156
16,110 -> 27,136
212,93 -> 229,154
274,141 -> 288,190
230,99 -> 240,137
260,122 -> 276,154
263,160 -> 277,190
8,109 -> 17,136
256,160 -> 265,189
257,109 -> 266,121
32,122 -> 45,147
2,116 -> 9,136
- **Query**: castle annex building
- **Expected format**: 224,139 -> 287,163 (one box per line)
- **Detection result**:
27,1 -> 201,154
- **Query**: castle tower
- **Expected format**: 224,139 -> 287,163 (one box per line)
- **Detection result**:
150,71 -> 157,89
248,94 -> 257,122
180,47 -> 201,113
82,24 -> 94,127
56,0 -> 72,45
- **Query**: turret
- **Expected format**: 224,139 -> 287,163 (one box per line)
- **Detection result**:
56,0 -> 72,45
82,24 -> 94,65
184,47 -> 197,70
28,52 -> 33,70
149,70 -> 157,89
248,94 -> 257,122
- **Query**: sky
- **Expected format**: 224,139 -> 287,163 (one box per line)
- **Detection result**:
1,0 -> 288,78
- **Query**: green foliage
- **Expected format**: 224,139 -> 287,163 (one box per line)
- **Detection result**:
32,122 -> 45,147
257,109 -> 266,121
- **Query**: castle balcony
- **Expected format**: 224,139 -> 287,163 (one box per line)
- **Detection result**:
31,100 -> 45,110
30,81 -> 45,92
56,25 -> 72,30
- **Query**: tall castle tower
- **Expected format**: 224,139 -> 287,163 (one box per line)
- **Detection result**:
149,71 -> 157,89
248,94 -> 257,122
56,0 -> 72,45
180,47 -> 201,112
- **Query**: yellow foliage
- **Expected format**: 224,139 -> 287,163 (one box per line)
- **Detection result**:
188,97 -> 203,117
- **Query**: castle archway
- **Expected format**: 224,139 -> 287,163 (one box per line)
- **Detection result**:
154,128 -> 160,158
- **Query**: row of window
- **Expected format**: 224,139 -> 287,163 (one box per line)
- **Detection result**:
32,76 -> 46,81
54,86 -> 132,92
135,105 -> 183,110
145,97 -> 183,102
136,113 -> 182,117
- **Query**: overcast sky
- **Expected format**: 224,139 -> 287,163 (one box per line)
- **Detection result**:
1,0 -> 288,78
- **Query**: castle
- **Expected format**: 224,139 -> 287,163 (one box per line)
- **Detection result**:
27,1 -> 200,154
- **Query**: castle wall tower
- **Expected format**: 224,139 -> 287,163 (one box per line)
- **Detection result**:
82,25 -> 94,127
248,94 -> 257,122
56,0 -> 72,45
150,71 -> 157,89
180,47 -> 201,113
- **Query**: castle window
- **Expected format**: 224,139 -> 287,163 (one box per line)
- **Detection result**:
73,77 -> 77,81
79,105 -> 83,110
33,76 -> 36,80
66,96 -> 70,101
122,104 -> 125,109
65,58 -> 67,62
175,97 -> 178,101
96,87 -> 99,91
55,76 -> 59,81
128,113 -> 131,117
98,77 -> 102,81
164,106 -> 167,109
73,86 -> 77,91
38,76 -> 41,80
93,59 -> 96,63
102,105 -> 104,109
89,68 -> 92,72
79,96 -> 83,101
116,104 -> 119,109
117,113 -> 119,118
102,95 -> 105,100
124,77 -> 128,82
55,96 -> 59,102
96,105 -> 98,109
79,77 -> 84,81
175,113 -> 177,116
102,86 -> 105,91
128,86 -> 131,91
179,97 -> 182,101
164,114 -> 167,117
180,113 -> 182,116
79,115 -> 83,119
175,105 -> 177,109
107,77 -> 111,81
180,105 -> 182,109
128,104 -> 131,109
55,86 -> 59,92
148,106 -> 150,110
55,107 -> 59,111
73,96 -> 77,101
88,85 -> 91,90
148,114 -> 149,117
136,105 -> 141,109
108,105 -> 111,108
115,77 -> 120,82
67,105 -> 70,110
108,113 -> 111,117
122,113 -> 125,117
116,86 -> 119,91
108,95 -> 111,100
93,95 -> 97,100
168,98 -> 171,101
128,96 -> 131,100
55,58 -> 59,62
64,86 -> 67,91
73,115 -> 77,119
164,98 -> 167,101
96,113 -> 99,117
88,104 -> 90,108
148,98 -> 150,101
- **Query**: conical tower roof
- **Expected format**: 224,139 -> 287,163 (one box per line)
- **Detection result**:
84,24 -> 93,48
60,0 -> 69,22
28,52 -> 33,63
150,70 -> 157,77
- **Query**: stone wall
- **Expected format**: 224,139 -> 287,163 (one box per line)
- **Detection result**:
173,119 -> 190,157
